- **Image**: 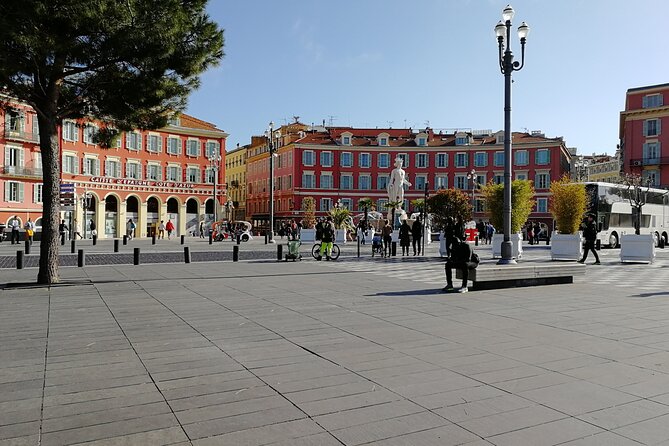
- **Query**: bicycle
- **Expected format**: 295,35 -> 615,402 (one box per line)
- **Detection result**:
311,242 -> 340,260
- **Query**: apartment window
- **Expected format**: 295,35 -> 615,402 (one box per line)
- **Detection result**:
536,198 -> 548,213
644,119 -> 661,137
302,172 -> 315,188
342,136 -> 351,145
105,159 -> 121,178
397,153 -> 409,168
516,172 -> 528,181
493,151 -> 505,167
417,137 -> 427,146
476,174 -> 486,187
535,149 -> 550,165
206,141 -> 220,159
415,175 -> 427,190
359,175 -> 371,190
186,139 -> 200,157
62,154 -> 78,174
379,137 -> 388,146
320,198 -> 332,211
341,152 -> 352,167
643,142 -> 661,162
455,136 -> 469,146
416,153 -> 428,168
147,164 -> 162,181
4,181 -> 23,202
186,167 -> 200,183
643,94 -> 664,108
83,158 -> 99,176
341,198 -> 353,210
166,165 -> 181,181
377,198 -> 388,211
125,132 -> 142,151
435,175 -> 448,189
377,174 -> 389,190
320,173 -> 333,189
63,121 -> 78,142
455,175 -> 467,189
6,111 -> 24,132
167,137 -> 181,155
83,125 -> 97,144
147,135 -> 162,153
455,152 -> 468,168
515,150 -> 529,166
33,184 -> 43,203
535,172 -> 550,189
340,174 -> 353,190
34,152 -> 42,170
474,152 -> 488,167
287,175 -> 292,189
126,162 -> 141,179
320,151 -> 333,167
474,199 -> 485,213
302,150 -> 315,166
642,169 -> 660,187
359,153 -> 371,168
436,153 -> 448,168
378,153 -> 390,168
4,146 -> 23,170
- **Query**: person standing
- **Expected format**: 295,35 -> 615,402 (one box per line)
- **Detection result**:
24,218 -> 35,245
89,219 -> 97,238
166,219 -> 175,239
399,219 -> 411,256
73,219 -> 83,239
476,219 -> 486,244
317,216 -> 336,261
443,216 -> 454,258
158,220 -> 165,239
453,216 -> 466,242
578,214 -> 600,265
59,219 -> 68,244
9,215 -> 20,244
533,222 -> 541,245
126,218 -> 136,240
199,221 -> 205,238
443,237 -> 479,293
412,216 -> 423,255
382,219 -> 393,257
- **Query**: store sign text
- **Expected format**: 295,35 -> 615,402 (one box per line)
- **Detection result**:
90,177 -> 195,189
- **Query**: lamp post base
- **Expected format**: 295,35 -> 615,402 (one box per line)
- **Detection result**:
497,240 -> 518,265
269,239 -> 276,244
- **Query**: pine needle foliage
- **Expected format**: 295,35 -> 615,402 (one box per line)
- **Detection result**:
550,176 -> 587,234
482,180 -> 535,233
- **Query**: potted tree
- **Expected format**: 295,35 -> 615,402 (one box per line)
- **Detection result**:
426,188 -> 472,257
482,180 -> 535,259
299,197 -> 317,242
549,176 -> 586,261
620,174 -> 656,263
329,205 -> 352,244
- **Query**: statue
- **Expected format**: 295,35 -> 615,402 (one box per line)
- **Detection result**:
387,156 -> 412,226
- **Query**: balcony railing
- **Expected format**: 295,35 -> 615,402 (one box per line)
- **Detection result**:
2,166 -> 43,178
4,126 -> 40,143
629,157 -> 669,167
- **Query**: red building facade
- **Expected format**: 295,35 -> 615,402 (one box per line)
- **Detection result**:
620,83 -> 669,188
1,100 -> 227,238
246,126 -> 571,232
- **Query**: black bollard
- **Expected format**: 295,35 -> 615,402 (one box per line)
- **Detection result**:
546,236 -> 550,246
123,235 -> 128,245
277,244 -> 283,261
92,234 -> 97,245
233,245 -> 239,262
208,233 -> 213,245
133,247 -> 140,265
357,236 -> 360,258
180,235 -> 185,245
24,239 -> 30,255
78,249 -> 85,267
184,246 -> 191,263
264,232 -> 268,244
237,233 -> 241,245
475,236 -> 479,246
152,234 -> 156,245
391,241 -> 397,257
16,250 -> 24,269
71,239 -> 76,254
114,239 -> 119,252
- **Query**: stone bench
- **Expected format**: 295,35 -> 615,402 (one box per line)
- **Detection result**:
456,263 -> 586,291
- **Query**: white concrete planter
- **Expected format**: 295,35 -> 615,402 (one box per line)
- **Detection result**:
391,229 -> 400,243
620,234 -> 656,263
439,232 -> 447,257
300,228 -> 316,242
336,229 -> 347,244
550,232 -> 583,261
492,233 -> 523,259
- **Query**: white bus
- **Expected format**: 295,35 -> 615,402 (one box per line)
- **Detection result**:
585,182 -> 669,248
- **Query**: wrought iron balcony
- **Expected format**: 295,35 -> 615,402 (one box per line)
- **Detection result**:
2,165 -> 43,178
629,157 -> 669,167
4,126 -> 40,143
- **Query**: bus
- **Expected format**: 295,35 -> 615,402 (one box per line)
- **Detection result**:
585,182 -> 669,248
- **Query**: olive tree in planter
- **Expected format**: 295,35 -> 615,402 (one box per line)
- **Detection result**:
426,189 -> 472,257
300,197 -> 317,242
482,180 -> 535,259
549,176 -> 587,261
620,174 -> 656,263
329,206 -> 352,243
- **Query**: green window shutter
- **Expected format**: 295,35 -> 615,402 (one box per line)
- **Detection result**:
18,183 -> 24,202
643,121 -> 648,136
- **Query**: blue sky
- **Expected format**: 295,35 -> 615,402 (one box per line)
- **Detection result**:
186,0 -> 669,155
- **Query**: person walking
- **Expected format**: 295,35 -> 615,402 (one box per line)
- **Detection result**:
382,219 -> 393,257
399,219 -> 411,256
126,218 -> 136,240
527,222 -> 534,245
199,221 -> 205,238
158,220 -> 165,239
317,216 -> 336,261
533,222 -> 541,245
486,222 -> 495,244
454,215 -> 466,242
9,215 -> 20,244
412,216 -> 423,255
443,216 -> 454,258
73,219 -> 84,239
578,214 -> 600,265
89,219 -> 97,238
24,218 -> 35,245
59,219 -> 68,244
166,219 -> 175,239
476,219 -> 486,244
443,237 -> 479,293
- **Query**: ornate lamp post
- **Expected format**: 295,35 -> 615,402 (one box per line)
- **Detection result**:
466,169 -> 477,211
265,122 -> 281,243
209,153 -> 221,224
81,191 -> 92,239
495,5 -> 529,264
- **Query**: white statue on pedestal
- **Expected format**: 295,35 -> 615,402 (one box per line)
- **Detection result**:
387,156 -> 411,225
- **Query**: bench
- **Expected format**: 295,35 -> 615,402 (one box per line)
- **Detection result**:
456,263 -> 586,291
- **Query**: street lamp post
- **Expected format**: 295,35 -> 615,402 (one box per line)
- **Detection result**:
422,181 -> 429,256
466,169 -> 477,211
265,122 -> 280,244
495,5 -> 529,265
81,192 -> 92,239
209,153 -> 221,225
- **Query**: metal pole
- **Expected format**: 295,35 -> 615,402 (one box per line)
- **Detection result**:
268,124 -> 275,244
423,182 -> 428,256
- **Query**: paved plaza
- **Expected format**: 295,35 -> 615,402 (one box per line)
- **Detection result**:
2,243 -> 669,445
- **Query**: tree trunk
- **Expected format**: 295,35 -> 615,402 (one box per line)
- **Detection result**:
37,113 -> 61,284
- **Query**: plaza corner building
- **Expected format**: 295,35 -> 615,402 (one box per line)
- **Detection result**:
1,99 -> 228,238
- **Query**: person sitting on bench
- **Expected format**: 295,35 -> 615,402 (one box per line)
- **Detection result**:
443,237 -> 479,293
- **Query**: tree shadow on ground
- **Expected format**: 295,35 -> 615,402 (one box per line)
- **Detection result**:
366,289 -> 445,297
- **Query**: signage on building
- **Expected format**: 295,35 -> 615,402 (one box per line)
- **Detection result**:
89,177 -> 196,189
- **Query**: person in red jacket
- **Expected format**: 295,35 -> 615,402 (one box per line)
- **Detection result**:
166,219 -> 175,240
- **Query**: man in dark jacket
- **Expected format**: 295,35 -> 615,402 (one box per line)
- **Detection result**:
443,237 -> 478,293
578,214 -> 600,265
411,216 -> 423,256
